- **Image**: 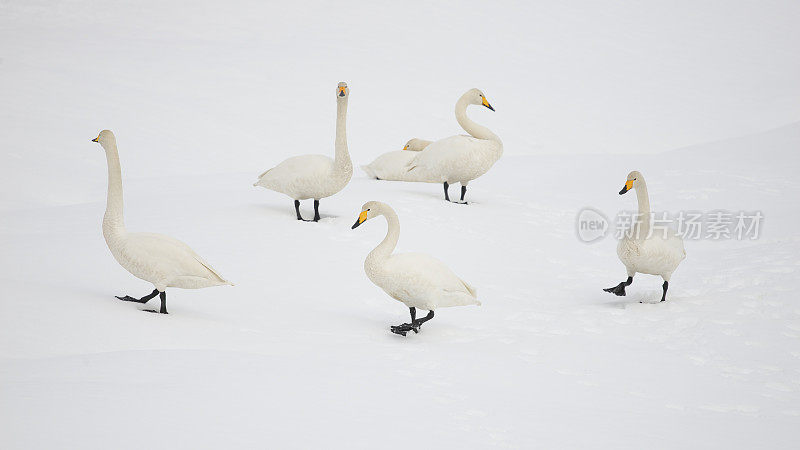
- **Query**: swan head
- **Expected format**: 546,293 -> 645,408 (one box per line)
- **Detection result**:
619,170 -> 643,195
403,138 -> 428,151
351,201 -> 384,229
337,82 -> 349,98
91,130 -> 116,148
464,88 -> 495,111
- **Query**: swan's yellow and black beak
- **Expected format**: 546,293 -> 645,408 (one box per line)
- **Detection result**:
352,210 -> 368,229
402,144 -> 409,150
482,96 -> 495,111
338,85 -> 347,97
91,136 -> 99,142
619,179 -> 634,195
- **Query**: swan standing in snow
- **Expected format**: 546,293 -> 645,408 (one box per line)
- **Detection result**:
254,82 -> 352,221
604,171 -> 686,302
351,201 -> 479,335
91,130 -> 232,314
360,138 -> 432,181
405,88 -> 502,203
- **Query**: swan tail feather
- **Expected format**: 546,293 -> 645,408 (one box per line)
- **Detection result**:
360,164 -> 377,179
193,255 -> 231,286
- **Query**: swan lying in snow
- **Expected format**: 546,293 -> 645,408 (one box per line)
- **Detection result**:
91,130 -> 232,314
405,88 -> 503,203
254,82 -> 352,222
351,201 -> 479,336
604,171 -> 686,302
360,138 -> 432,181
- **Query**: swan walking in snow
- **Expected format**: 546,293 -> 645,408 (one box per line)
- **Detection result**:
352,201 -> 479,335
91,130 -> 232,314
405,88 -> 502,204
360,138 -> 431,181
604,171 -> 686,302
254,82 -> 352,221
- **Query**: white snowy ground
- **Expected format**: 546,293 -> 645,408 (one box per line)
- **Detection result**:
2,125 -> 799,448
2,1 -> 800,448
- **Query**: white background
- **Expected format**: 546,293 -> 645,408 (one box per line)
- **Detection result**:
1,1 -> 799,448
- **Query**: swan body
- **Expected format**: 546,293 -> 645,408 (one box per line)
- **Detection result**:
367,251 -> 479,310
352,201 -> 478,334
410,134 -> 501,183
92,130 -> 231,313
254,82 -> 352,221
617,234 -> 685,280
256,154 -> 349,200
406,88 -> 502,202
360,138 -> 431,181
605,171 -> 686,302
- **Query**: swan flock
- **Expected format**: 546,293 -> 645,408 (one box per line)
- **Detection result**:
88,81 -> 687,331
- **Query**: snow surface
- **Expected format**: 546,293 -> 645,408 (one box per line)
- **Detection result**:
2,1 -> 800,448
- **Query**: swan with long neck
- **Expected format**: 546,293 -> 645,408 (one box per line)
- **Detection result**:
604,171 -> 686,302
351,201 -> 479,336
254,82 -> 352,221
360,138 -> 432,181
91,130 -> 232,314
406,88 -> 502,203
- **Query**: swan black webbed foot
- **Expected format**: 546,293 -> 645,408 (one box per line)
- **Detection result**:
603,276 -> 633,296
313,199 -> 321,222
116,288 -> 159,304
390,323 -> 419,336
390,307 -> 434,336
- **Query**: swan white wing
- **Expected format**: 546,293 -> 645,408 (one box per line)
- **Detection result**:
406,135 -> 499,183
361,151 -> 423,181
117,232 -> 230,289
254,155 -> 334,199
618,229 -> 686,278
381,252 -> 479,309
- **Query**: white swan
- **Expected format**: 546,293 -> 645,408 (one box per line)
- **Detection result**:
360,138 -> 432,181
351,201 -> 479,335
253,82 -> 352,222
405,88 -> 502,203
91,130 -> 232,314
604,171 -> 686,302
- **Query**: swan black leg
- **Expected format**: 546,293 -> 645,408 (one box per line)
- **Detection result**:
144,291 -> 168,314
414,310 -> 435,328
313,199 -> 321,222
116,288 -> 158,304
459,185 -> 468,204
443,182 -> 451,202
604,276 -> 633,296
660,281 -> 669,302
294,200 -> 304,221
391,307 -> 421,336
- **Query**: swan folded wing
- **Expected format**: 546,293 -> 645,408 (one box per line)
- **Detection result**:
405,135 -> 493,181
255,155 -> 334,195
385,253 -> 478,308
620,231 -> 685,276
124,233 -> 229,286
363,151 -> 422,181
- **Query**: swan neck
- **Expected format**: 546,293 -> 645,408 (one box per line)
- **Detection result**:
334,97 -> 351,171
635,180 -> 651,236
102,142 -> 126,233
455,97 -> 498,142
369,210 -> 400,260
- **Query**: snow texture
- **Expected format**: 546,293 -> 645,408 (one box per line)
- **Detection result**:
1,1 -> 799,448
